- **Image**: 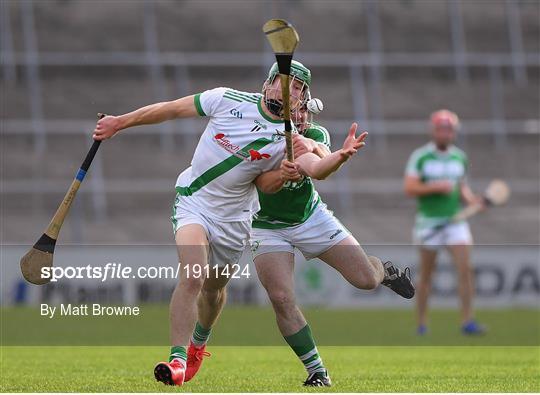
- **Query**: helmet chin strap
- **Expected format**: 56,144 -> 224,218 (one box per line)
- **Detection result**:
265,98 -> 283,117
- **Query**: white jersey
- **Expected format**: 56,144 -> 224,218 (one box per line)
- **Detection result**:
175,87 -> 286,222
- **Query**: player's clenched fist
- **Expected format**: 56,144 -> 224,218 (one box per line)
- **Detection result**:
93,115 -> 121,140
340,123 -> 368,159
280,159 -> 302,182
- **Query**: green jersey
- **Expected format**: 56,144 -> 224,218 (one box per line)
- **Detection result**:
253,123 -> 331,229
405,142 -> 468,228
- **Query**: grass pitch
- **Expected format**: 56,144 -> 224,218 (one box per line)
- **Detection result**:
1,306 -> 539,392
1,346 -> 538,392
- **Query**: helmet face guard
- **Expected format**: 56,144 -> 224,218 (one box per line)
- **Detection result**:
263,60 -> 311,118
263,75 -> 310,118
291,102 -> 311,134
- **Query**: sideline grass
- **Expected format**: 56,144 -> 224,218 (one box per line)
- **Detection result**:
2,306 -> 539,346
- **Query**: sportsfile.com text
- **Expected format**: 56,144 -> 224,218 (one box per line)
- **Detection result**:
40,263 -> 250,282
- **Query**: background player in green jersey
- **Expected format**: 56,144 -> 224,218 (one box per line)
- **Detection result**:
249,94 -> 415,387
404,109 -> 486,336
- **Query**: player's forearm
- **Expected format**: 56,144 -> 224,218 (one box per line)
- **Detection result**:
116,96 -> 197,131
297,150 -> 347,180
404,184 -> 428,197
254,169 -> 284,194
460,183 -> 478,205
313,143 -> 331,158
404,180 -> 442,197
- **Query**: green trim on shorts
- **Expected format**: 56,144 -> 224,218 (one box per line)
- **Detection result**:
171,192 -> 179,232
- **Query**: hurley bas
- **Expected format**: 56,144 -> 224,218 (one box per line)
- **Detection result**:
40,303 -> 140,318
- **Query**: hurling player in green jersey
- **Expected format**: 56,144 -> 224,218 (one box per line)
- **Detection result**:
404,109 -> 486,336
250,99 -> 415,387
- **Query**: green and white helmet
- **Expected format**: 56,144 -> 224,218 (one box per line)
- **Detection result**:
266,60 -> 312,87
263,60 -> 312,117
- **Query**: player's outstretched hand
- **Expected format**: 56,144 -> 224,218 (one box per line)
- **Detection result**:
340,123 -> 368,159
280,159 -> 302,182
93,115 -> 121,140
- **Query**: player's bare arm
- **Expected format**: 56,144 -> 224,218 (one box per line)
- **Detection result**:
255,160 -> 302,194
292,133 -> 330,158
460,182 -> 485,208
294,123 -> 367,180
93,95 -> 198,140
403,176 -> 453,197
256,132 -> 326,193
314,143 -> 331,158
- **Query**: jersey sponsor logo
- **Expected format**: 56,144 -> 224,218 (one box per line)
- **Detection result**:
329,229 -> 343,240
214,133 -> 271,161
282,176 -> 307,189
250,120 -> 267,132
250,240 -> 261,252
214,133 -> 241,153
230,108 -> 243,119
249,149 -> 271,161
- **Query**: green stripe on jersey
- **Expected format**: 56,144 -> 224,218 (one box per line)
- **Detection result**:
194,93 -> 206,116
225,90 -> 259,103
223,94 -> 243,103
176,138 -> 273,196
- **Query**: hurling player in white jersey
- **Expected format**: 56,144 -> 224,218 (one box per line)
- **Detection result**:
92,60 -> 368,387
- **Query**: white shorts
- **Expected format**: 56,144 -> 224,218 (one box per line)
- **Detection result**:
414,221 -> 473,250
250,204 -> 350,260
172,196 -> 250,267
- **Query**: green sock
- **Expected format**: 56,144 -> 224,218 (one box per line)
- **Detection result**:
284,324 -> 326,375
168,345 -> 187,364
191,322 -> 212,347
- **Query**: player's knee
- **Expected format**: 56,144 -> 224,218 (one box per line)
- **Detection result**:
350,271 -> 380,290
179,275 -> 205,295
368,255 -> 385,277
361,275 -> 380,290
268,289 -> 295,313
